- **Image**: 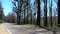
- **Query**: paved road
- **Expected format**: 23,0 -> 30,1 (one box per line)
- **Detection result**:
0,24 -> 9,34
3,23 -> 60,34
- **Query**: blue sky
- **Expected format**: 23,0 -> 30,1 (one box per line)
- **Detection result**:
0,0 -> 13,16
0,0 -> 58,16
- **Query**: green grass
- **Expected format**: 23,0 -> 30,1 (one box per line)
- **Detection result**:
23,24 -> 39,28
22,24 -> 60,31
45,25 -> 60,31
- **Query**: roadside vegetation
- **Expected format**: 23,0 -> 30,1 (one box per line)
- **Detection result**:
23,24 -> 40,28
0,20 -> 3,23
0,0 -> 59,32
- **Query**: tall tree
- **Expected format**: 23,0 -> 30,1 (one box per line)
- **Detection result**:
58,0 -> 60,24
22,2 -> 26,24
0,2 -> 4,20
13,0 -> 23,24
20,0 -> 30,24
44,0 -> 47,26
48,0 -> 53,26
25,0 -> 29,24
30,8 -> 32,24
49,0 -> 52,26
36,0 -> 41,26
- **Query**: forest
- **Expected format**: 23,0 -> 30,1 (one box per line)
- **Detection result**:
0,0 -> 59,29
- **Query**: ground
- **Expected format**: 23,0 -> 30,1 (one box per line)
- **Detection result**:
2,23 -> 54,34
0,23 -> 60,34
0,24 -> 9,34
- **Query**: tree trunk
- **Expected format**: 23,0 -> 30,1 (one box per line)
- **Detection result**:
17,0 -> 20,25
58,0 -> 60,24
49,0 -> 52,26
27,7 -> 28,24
36,0 -> 41,26
17,13 -> 20,25
44,0 -> 47,27
30,10 -> 32,24
24,9 -> 25,24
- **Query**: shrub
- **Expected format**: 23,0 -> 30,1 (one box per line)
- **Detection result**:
0,20 -> 3,23
58,24 -> 60,27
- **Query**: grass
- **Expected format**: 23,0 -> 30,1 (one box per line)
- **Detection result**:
44,25 -> 60,31
23,24 -> 39,28
0,20 -> 3,23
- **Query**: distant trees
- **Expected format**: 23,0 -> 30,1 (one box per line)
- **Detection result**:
0,2 -> 4,20
5,13 -> 16,23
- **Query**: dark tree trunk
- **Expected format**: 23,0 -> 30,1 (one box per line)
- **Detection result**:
31,13 -> 32,24
49,0 -> 53,26
36,0 -> 41,26
58,0 -> 60,24
49,0 -> 52,26
16,0 -> 21,25
30,10 -> 32,24
17,13 -> 20,25
24,9 -> 25,24
26,0 -> 29,24
27,8 -> 28,24
44,0 -> 47,26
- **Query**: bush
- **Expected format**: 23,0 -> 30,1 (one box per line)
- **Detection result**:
0,20 -> 3,23
58,24 -> 60,27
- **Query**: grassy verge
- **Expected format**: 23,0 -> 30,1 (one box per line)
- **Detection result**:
23,24 -> 39,28
0,20 -> 3,24
44,25 -> 60,31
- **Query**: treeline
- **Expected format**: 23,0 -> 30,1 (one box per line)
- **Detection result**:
0,0 -> 59,27
0,2 -> 4,20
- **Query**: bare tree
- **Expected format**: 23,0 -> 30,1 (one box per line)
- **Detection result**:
35,0 -> 41,26
43,0 -> 47,27
6,13 -> 16,23
49,0 -> 52,26
58,0 -> 60,24
12,0 -> 23,25
0,2 -> 4,20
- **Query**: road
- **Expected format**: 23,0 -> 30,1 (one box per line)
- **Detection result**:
0,23 -> 60,34
0,24 -> 9,34
2,23 -> 60,34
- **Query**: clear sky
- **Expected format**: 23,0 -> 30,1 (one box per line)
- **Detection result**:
0,0 -> 58,16
0,0 -> 13,16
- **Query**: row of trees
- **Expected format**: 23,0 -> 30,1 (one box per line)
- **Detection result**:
0,2 -> 4,20
2,0 -> 58,27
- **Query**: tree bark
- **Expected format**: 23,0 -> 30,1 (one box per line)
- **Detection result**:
44,0 -> 47,26
17,0 -> 21,25
24,9 -> 25,24
27,7 -> 28,24
36,0 -> 41,26
49,0 -> 52,26
58,0 -> 60,24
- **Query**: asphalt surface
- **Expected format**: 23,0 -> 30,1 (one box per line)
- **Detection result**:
3,23 -> 60,34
